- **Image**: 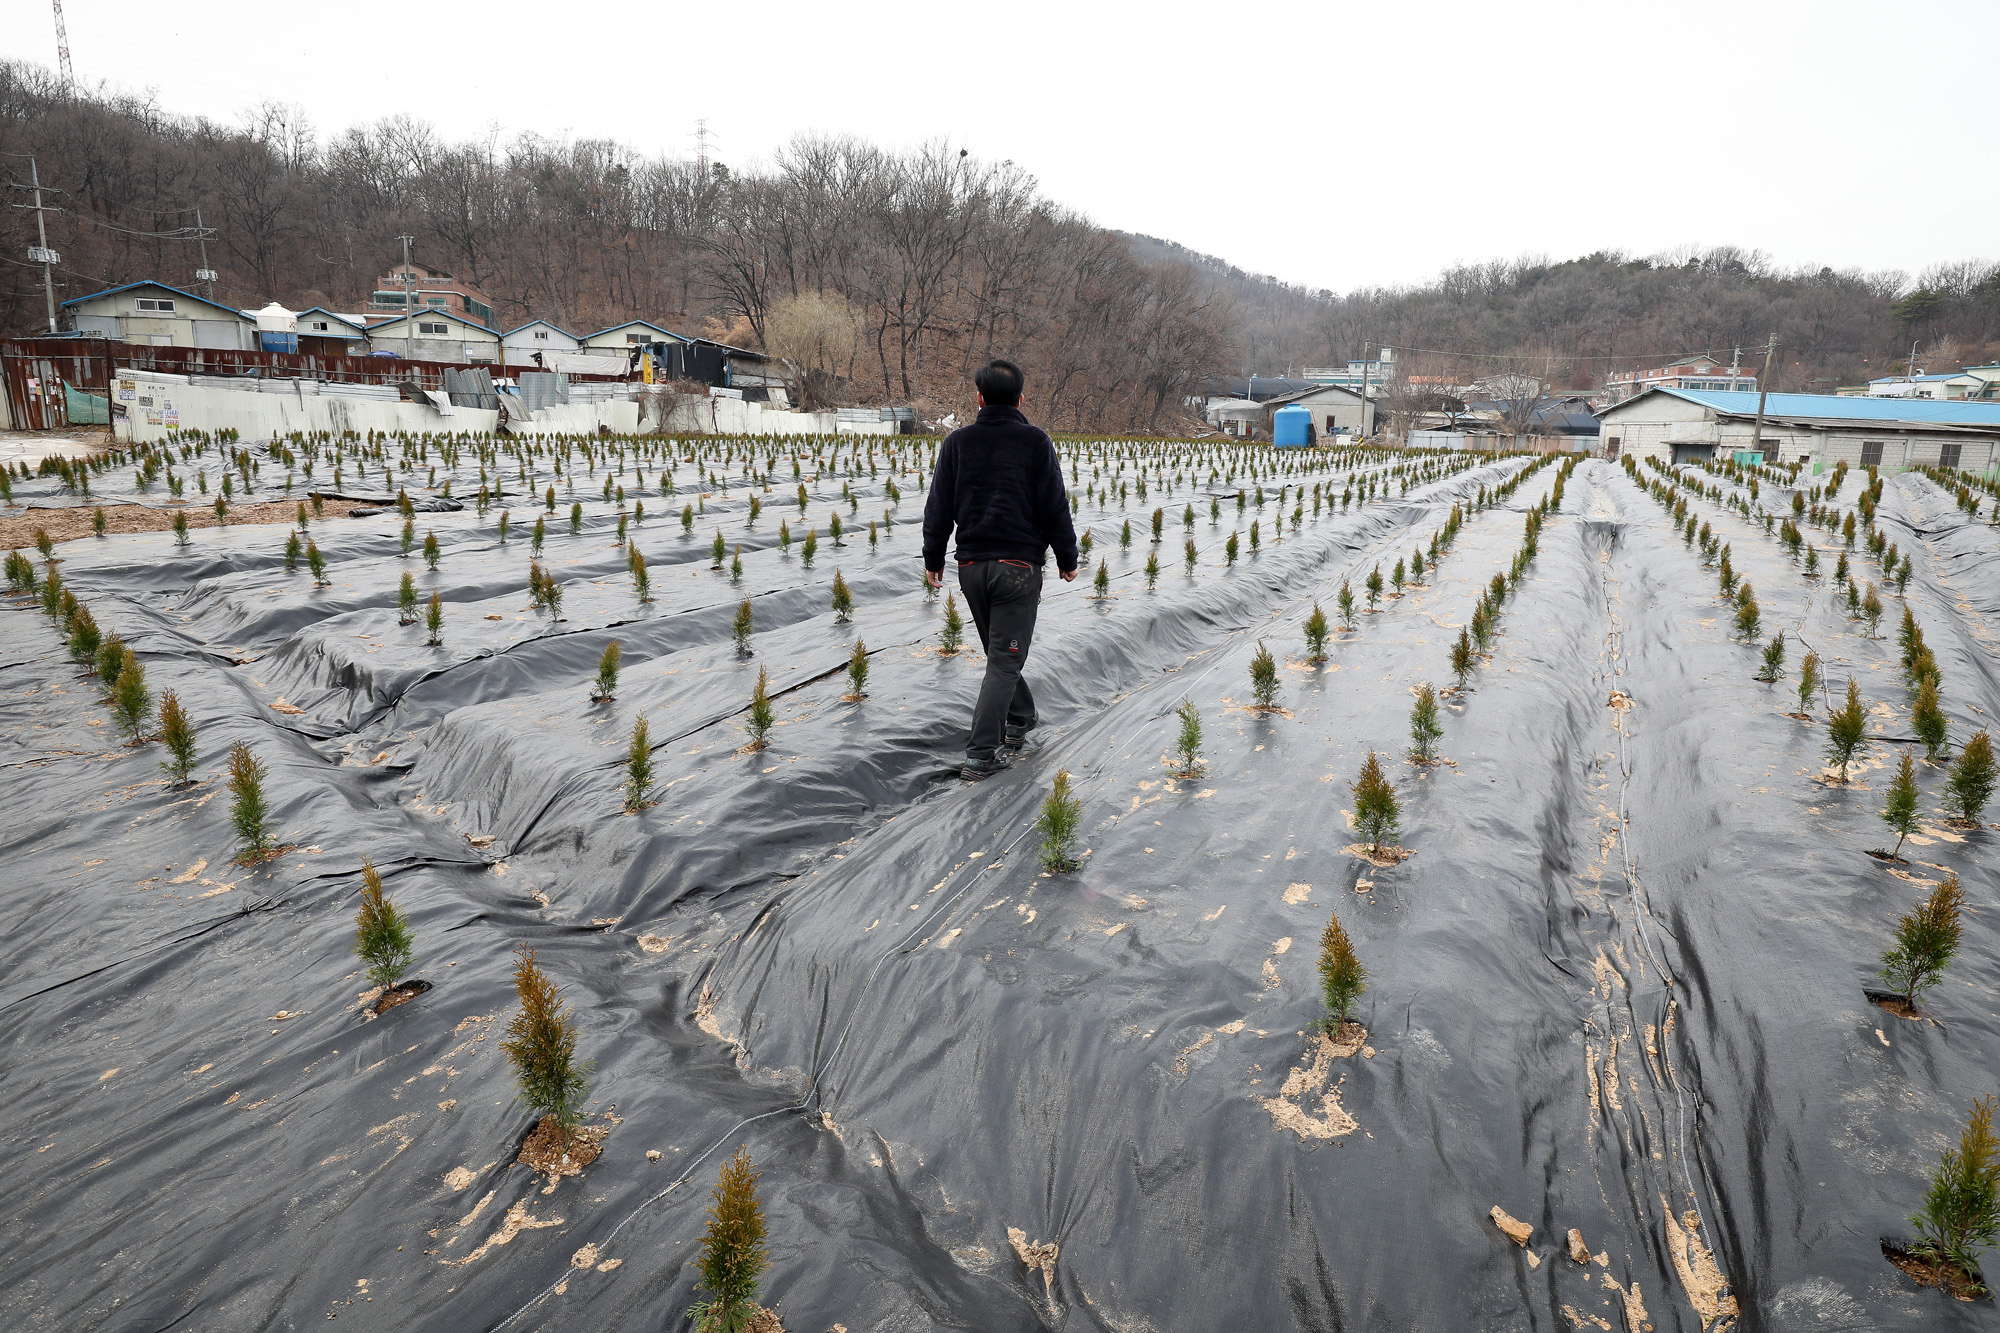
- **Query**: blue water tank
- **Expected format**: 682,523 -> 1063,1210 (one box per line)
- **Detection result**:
1272,403 -> 1312,447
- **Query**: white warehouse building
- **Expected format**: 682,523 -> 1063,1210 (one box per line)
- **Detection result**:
1597,388 -> 2000,475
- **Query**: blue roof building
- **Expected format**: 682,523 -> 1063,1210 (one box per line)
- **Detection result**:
1597,387 -> 2000,473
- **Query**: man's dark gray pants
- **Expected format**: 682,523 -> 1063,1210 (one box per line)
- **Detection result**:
957,559 -> 1042,761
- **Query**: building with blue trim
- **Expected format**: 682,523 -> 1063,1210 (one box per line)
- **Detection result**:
1597,387 -> 2000,473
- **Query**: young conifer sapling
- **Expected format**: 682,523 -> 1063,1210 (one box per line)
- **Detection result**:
939,593 -> 964,654
1797,650 -> 1822,715
1944,730 -> 1995,826
844,639 -> 869,701
1824,677 -> 1869,782
1905,1094 -> 2000,1294
690,1146 -> 770,1333
745,667 -> 775,750
111,646 -> 152,743
225,740 -> 273,861
157,689 -> 198,785
1249,641 -> 1279,710
1351,750 -> 1400,854
67,603 -> 100,667
1734,584 -> 1761,641
1882,750 -> 1922,858
1450,627 -> 1474,688
1408,683 -> 1443,763
592,640 -> 622,702
424,591 -> 444,646
624,715 -> 655,810
1757,630 -> 1786,682
1173,699 -> 1203,778
830,569 -> 853,622
500,945 -> 590,1150
630,547 -> 651,602
1912,676 -> 1948,760
1303,604 -> 1329,662
1318,909 -> 1367,1033
1880,873 -> 1962,1009
354,859 -> 416,992
1037,769 -> 1084,872
733,598 -> 754,653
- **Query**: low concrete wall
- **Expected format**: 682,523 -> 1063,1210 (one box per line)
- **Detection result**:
653,393 -> 897,436
113,374 -> 497,443
507,401 -> 641,436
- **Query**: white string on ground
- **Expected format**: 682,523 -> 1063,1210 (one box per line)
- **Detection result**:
1594,463 -> 1711,1246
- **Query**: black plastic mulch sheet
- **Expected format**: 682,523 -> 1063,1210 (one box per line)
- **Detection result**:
3,448 -> 1997,1332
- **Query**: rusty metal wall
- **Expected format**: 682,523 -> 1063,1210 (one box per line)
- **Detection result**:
0,337 -> 626,433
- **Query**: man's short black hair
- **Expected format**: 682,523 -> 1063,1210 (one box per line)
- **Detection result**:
975,358 -> 1024,407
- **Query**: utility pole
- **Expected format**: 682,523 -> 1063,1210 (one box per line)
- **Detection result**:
398,234 -> 415,360
1749,332 -> 1778,460
17,155 -> 60,333
193,206 -> 217,301
51,0 -> 74,96
1357,338 -> 1372,440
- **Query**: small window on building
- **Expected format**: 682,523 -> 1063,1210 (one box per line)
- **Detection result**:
136,298 -> 176,313
418,321 -> 448,336
626,333 -> 647,344
426,296 -> 447,307
314,321 -> 327,330
1860,441 -> 1884,467
1940,443 -> 1963,469
534,330 -> 549,341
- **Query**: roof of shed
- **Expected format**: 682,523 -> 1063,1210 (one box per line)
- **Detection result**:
1599,387 -> 2000,427
61,280 -> 247,319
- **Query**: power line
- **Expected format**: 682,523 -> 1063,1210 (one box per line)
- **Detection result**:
1381,341 -> 1775,365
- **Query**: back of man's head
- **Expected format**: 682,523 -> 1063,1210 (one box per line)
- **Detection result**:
975,359 -> 1024,408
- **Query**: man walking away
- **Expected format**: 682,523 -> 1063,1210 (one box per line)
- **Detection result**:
923,359 -> 1078,779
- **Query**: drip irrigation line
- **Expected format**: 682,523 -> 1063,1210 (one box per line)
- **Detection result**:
1595,461 -> 1715,1248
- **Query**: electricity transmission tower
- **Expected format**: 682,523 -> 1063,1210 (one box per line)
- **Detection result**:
51,0 -> 75,94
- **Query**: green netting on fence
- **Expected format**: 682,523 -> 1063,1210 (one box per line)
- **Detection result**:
64,385 -> 110,424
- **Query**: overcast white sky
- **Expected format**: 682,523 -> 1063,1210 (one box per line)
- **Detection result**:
26,0 -> 1995,294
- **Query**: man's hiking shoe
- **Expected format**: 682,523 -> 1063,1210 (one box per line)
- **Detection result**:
960,754 -> 1011,781
1004,723 -> 1035,749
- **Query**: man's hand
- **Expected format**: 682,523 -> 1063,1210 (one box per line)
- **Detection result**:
1059,568 -> 1078,582
925,568 -> 943,590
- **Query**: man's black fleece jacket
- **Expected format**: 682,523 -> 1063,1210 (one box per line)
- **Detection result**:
922,404 -> 1079,573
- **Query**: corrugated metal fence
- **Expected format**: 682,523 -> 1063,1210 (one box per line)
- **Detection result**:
0,336 -> 624,431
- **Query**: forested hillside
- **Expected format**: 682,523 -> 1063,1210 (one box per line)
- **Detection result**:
1130,234 -> 2000,395
3,58 -> 1995,430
